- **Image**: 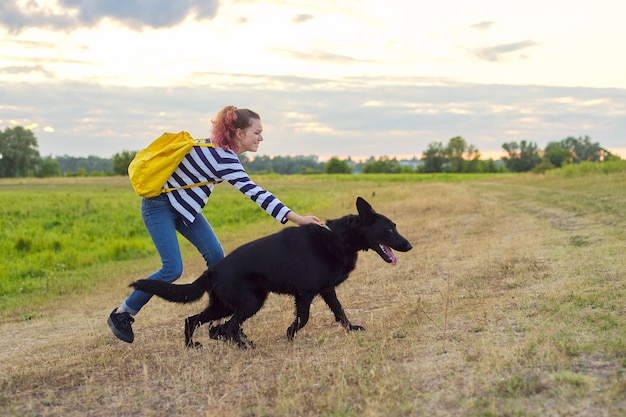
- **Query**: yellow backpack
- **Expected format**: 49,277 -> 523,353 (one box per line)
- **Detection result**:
128,131 -> 215,198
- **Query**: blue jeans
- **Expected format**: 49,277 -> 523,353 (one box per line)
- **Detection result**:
122,194 -> 224,315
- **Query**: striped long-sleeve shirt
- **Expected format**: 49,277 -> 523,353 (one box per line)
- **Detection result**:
163,144 -> 292,224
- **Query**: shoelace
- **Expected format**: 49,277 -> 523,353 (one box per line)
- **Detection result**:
119,313 -> 134,327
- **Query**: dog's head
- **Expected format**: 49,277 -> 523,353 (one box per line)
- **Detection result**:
356,196 -> 413,265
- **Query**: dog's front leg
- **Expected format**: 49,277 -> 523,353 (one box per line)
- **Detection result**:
320,288 -> 364,331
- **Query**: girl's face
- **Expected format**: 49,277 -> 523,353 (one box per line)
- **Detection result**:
236,118 -> 263,154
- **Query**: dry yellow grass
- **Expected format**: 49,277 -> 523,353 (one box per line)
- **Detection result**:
2,174 -> 625,416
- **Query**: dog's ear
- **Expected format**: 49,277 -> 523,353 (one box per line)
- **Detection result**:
356,197 -> 375,221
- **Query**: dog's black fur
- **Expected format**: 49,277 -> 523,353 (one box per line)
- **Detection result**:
130,197 -> 412,348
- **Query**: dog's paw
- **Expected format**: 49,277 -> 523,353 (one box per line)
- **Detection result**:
348,324 -> 365,331
185,341 -> 203,349
208,324 -> 227,340
286,325 -> 298,340
238,339 -> 255,349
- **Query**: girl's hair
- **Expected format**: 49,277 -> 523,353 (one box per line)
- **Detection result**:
211,106 -> 260,153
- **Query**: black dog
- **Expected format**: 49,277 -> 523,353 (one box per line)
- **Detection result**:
131,197 -> 412,348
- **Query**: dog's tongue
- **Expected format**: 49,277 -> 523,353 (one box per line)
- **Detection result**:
383,245 -> 397,265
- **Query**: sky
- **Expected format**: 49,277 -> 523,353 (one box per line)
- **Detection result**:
1,0 -> 625,161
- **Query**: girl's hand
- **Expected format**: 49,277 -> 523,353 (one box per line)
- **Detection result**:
287,212 -> 322,226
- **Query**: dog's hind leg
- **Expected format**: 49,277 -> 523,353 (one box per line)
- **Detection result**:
320,288 -> 364,331
287,293 -> 315,340
214,288 -> 268,348
218,315 -> 255,349
216,291 -> 268,348
184,313 -> 205,349
184,300 -> 233,348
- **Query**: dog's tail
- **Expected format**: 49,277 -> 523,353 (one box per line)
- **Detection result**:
129,270 -> 212,304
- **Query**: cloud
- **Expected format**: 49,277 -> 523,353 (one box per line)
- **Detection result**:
472,40 -> 539,62
1,38 -> 58,49
470,21 -> 494,30
293,14 -> 314,23
0,2 -> 70,33
0,64 -> 54,77
270,47 -> 367,64
1,77 -> 624,160
0,0 -> 219,33
1,52 -> 90,66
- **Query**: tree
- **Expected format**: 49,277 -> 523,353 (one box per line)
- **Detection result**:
0,126 -> 42,177
362,156 -> 406,173
113,150 -> 137,175
55,155 -> 112,175
242,154 -> 272,173
446,136 -> 467,173
465,145 -> 482,172
38,156 -> 62,177
560,136 -> 610,162
324,157 -> 352,174
443,136 -> 483,173
502,140 -> 542,172
482,158 -> 500,173
421,142 -> 447,173
544,142 -> 572,168
241,155 -> 323,174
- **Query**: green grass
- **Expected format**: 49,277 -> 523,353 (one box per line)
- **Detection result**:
550,158 -> 626,177
1,178 -> 147,298
0,166 -> 618,315
1,173 -> 465,315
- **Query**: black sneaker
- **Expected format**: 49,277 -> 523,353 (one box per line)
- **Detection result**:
107,309 -> 135,343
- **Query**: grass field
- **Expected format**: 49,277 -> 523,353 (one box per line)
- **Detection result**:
1,171 -> 625,416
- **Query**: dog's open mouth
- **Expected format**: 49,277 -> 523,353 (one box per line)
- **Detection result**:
377,243 -> 397,265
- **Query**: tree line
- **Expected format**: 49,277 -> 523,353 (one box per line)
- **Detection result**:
0,126 -> 618,178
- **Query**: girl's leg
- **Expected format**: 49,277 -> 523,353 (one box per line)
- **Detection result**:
176,213 -> 225,268
122,195 -> 184,315
176,213 -> 226,332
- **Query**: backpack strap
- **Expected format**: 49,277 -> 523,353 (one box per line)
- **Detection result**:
193,139 -> 213,146
162,181 -> 216,193
162,140 -> 216,194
